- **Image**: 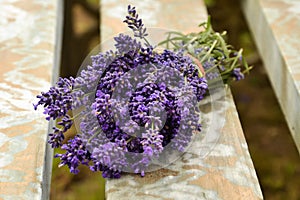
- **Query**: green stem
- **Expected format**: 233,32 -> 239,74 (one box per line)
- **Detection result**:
200,40 -> 217,63
215,32 -> 229,55
143,37 -> 151,47
126,136 -> 135,143
204,64 -> 218,74
229,49 -> 243,70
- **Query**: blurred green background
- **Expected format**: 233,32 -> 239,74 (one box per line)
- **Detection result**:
51,0 -> 300,199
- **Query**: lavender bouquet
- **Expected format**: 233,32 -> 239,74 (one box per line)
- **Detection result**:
34,5 -> 250,178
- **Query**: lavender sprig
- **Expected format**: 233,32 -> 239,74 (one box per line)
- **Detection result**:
123,5 -> 150,46
55,135 -> 92,174
33,77 -> 74,121
158,17 -> 252,85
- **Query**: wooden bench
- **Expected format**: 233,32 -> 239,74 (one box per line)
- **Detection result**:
101,0 -> 263,199
0,0 -> 62,199
0,0 -> 264,199
242,0 -> 300,153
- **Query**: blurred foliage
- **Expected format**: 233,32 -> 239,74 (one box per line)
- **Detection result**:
51,1 -> 105,200
60,0 -> 100,78
159,18 -> 252,84
51,124 -> 105,200
204,0 -> 216,7
51,148 -> 105,200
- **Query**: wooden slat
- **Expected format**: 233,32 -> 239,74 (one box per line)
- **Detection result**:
105,87 -> 263,200
242,0 -> 300,152
101,0 -> 263,199
0,0 -> 62,199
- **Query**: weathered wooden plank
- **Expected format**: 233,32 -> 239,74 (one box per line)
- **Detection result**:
0,0 -> 62,199
105,87 -> 263,200
242,0 -> 300,152
101,0 -> 263,199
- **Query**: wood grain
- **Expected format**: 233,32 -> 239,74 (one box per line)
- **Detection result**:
0,0 -> 61,199
242,0 -> 300,153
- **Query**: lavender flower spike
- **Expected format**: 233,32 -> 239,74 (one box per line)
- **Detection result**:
123,5 -> 148,39
232,68 -> 245,81
55,135 -> 92,174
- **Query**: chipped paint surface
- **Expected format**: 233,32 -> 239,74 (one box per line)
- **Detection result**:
0,0 -> 57,199
101,0 -> 263,199
242,0 -> 300,152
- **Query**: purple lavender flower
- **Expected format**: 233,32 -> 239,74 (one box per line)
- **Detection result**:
92,142 -> 127,174
206,72 -> 219,80
141,129 -> 164,156
48,127 -> 65,148
202,58 -> 215,70
57,115 -> 73,132
55,135 -> 92,174
114,34 -> 141,53
34,77 -> 74,121
232,68 -> 245,81
123,5 -> 148,39
34,77 -> 75,149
